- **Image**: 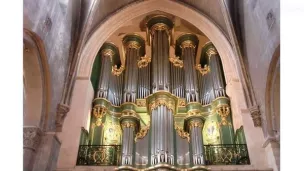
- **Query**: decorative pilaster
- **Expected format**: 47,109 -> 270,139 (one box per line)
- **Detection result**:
146,91 -> 178,166
122,34 -> 145,102
176,34 -> 200,102
249,105 -> 262,127
147,16 -> 174,92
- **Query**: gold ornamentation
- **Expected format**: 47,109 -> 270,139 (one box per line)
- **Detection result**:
178,99 -> 186,107
93,105 -> 107,127
206,47 -> 218,58
203,120 -> 220,145
169,56 -> 183,68
137,55 -> 151,68
135,123 -> 150,142
149,98 -> 175,112
136,99 -> 146,107
180,40 -> 196,49
121,110 -> 138,119
150,23 -> 170,36
175,125 -> 190,143
103,121 -> 122,145
189,120 -> 203,128
102,49 -> 115,61
187,109 -> 201,117
121,121 -> 136,128
195,64 -> 210,76
125,41 -> 141,49
112,65 -> 125,76
216,105 -> 231,126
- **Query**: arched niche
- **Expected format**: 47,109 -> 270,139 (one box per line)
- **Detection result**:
23,29 -> 51,130
265,45 -> 280,142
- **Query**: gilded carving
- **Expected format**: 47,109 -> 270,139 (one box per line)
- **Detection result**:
150,23 -> 170,36
125,41 -> 141,49
187,109 -> 201,117
180,40 -> 196,49
189,120 -> 203,128
93,105 -> 107,127
149,98 -> 175,112
121,121 -> 136,128
112,65 -> 125,76
102,49 -> 115,61
175,125 -> 190,143
195,64 -> 210,76
136,99 -> 146,107
178,98 -> 186,107
206,47 -> 218,58
23,126 -> 42,150
103,121 -> 122,145
137,55 -> 151,68
203,120 -> 220,145
216,105 -> 231,126
135,123 -> 150,142
169,56 -> 183,68
121,110 -> 138,119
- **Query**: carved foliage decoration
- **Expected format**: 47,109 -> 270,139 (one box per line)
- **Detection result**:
23,127 -> 42,150
149,98 -> 175,112
112,65 -> 125,76
169,56 -> 183,68
137,55 -> 151,68
135,123 -> 150,142
175,125 -> 190,143
195,64 -> 210,76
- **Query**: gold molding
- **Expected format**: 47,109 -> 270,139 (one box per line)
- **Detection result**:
195,64 -> 210,76
137,55 -> 151,68
112,65 -> 125,76
150,23 -> 170,36
149,98 -> 175,112
121,121 -> 136,128
135,123 -> 150,142
169,56 -> 183,68
125,40 -> 141,49
189,120 -> 203,128
136,99 -> 147,107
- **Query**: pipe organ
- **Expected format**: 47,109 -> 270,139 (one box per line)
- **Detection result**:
84,15 -> 248,171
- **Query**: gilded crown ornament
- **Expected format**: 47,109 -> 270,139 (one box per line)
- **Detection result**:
216,105 -> 231,126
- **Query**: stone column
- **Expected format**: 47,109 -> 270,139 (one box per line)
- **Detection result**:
120,113 -> 140,166
122,34 -> 145,103
23,126 -> 42,171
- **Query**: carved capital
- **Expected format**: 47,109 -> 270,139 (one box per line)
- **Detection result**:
121,121 -> 136,129
55,103 -> 70,132
23,126 -> 42,151
249,105 -> 262,127
150,23 -> 170,36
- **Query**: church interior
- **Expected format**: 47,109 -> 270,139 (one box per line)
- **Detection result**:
23,0 -> 280,171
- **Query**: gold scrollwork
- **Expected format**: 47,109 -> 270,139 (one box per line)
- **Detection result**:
102,49 -> 115,62
149,98 -> 175,112
187,109 -> 201,117
125,41 -> 141,49
169,56 -> 183,68
121,110 -> 138,118
112,65 -> 125,76
189,120 -> 203,128
121,121 -> 136,128
195,64 -> 210,76
175,125 -> 190,143
206,47 -> 218,58
150,23 -> 170,36
135,123 -> 150,142
216,105 -> 231,126
180,40 -> 196,49
137,55 -> 151,68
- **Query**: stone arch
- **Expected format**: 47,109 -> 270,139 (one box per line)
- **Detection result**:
23,29 -> 51,130
265,45 -> 280,142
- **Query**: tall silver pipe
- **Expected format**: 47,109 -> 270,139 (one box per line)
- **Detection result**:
121,120 -> 137,166
96,52 -> 112,98
188,118 -> 205,165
